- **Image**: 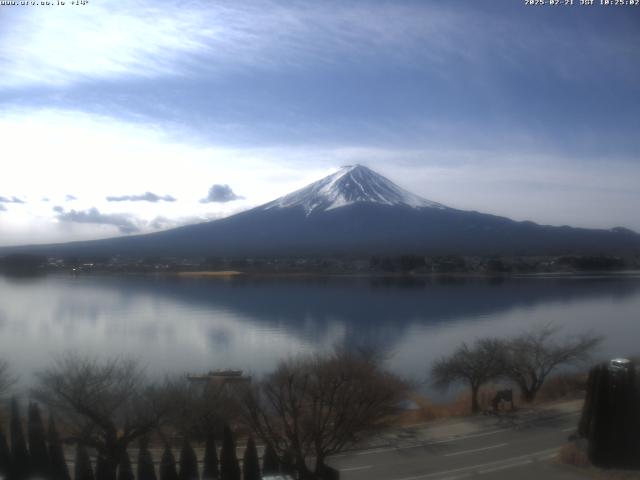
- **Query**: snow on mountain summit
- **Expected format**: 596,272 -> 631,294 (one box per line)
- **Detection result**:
262,165 -> 446,215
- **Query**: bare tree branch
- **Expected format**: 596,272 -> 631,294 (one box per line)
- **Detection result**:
430,338 -> 506,413
31,354 -> 176,480
503,325 -> 602,402
244,347 -> 407,478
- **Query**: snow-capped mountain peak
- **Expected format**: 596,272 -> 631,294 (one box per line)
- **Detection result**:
262,164 -> 446,215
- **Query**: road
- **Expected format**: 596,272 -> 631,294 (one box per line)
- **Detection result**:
327,411 -> 585,480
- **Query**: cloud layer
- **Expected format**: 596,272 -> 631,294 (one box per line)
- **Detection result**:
0,196 -> 25,204
106,192 -> 176,203
55,207 -> 141,234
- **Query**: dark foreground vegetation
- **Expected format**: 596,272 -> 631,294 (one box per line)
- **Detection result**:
0,326 -> 609,479
578,359 -> 640,469
0,349 -> 407,480
558,358 -> 640,477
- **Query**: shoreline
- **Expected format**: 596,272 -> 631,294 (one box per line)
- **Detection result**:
4,269 -> 640,280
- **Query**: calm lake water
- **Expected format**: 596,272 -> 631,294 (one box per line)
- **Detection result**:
1,273 -> 639,397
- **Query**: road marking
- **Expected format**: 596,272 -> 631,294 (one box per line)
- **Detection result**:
332,428 -> 510,458
339,465 -> 372,472
390,447 -> 560,480
332,411 -> 580,459
444,442 -> 508,457
537,452 -> 558,461
561,427 -> 575,432
429,428 -> 509,445
438,474 -> 471,480
478,459 -> 532,474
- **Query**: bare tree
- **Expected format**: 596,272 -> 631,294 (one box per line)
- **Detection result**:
160,376 -> 245,440
244,348 -> 407,479
32,354 -> 175,480
431,338 -> 506,414
0,359 -> 16,400
503,325 -> 601,402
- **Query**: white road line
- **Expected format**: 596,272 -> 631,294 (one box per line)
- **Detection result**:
339,465 -> 372,472
537,452 -> 558,461
443,442 -> 508,457
390,447 -> 560,480
429,428 -> 509,445
333,412 -> 580,459
438,474 -> 471,480
332,428 -> 510,458
478,458 -> 533,474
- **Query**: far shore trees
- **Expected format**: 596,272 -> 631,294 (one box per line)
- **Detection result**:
32,354 -> 176,480
431,338 -> 506,414
244,347 -> 407,479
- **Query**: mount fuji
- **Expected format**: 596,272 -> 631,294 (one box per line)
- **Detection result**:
6,165 -> 640,257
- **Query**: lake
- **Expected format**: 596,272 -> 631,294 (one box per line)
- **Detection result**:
1,273 -> 639,398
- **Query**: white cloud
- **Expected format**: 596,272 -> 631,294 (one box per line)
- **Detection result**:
200,184 -> 243,203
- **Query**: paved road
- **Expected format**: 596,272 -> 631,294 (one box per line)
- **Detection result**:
327,412 -> 586,480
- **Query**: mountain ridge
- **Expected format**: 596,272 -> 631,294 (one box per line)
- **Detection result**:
1,165 -> 639,257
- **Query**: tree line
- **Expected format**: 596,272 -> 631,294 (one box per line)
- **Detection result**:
431,325 -> 602,413
0,348 -> 406,480
0,328 -> 602,479
0,397 -> 282,480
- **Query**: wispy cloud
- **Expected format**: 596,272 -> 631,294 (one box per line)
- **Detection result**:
200,184 -> 243,203
0,2 -> 462,88
2,1 -> 633,91
149,215 -> 208,230
0,205 -> 6,212
55,207 -> 141,234
65,195 -> 77,201
0,196 -> 25,204
106,192 -> 176,203
0,1 -> 214,88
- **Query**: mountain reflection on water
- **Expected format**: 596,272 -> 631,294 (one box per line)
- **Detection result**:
1,273 -> 639,398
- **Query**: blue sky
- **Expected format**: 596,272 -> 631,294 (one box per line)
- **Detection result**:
1,0 -> 639,245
